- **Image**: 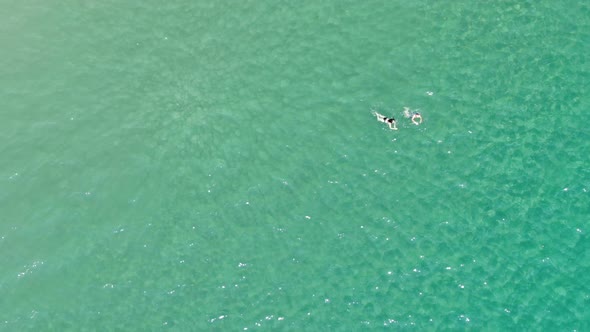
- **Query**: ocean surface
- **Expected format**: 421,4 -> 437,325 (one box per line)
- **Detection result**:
1,1 -> 589,330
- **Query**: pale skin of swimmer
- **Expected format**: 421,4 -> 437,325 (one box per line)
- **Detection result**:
403,107 -> 423,125
372,111 -> 398,130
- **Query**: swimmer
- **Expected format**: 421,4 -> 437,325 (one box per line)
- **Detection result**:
403,107 -> 423,125
373,111 -> 397,130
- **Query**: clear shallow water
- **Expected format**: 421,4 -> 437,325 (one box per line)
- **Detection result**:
1,1 -> 589,330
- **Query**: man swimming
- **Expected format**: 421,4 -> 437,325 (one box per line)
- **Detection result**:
403,107 -> 423,125
373,111 -> 398,130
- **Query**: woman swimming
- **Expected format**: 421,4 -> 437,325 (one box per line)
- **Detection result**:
373,111 -> 398,130
403,107 -> 423,125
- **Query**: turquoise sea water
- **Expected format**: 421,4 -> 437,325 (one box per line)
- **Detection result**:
1,1 -> 589,330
